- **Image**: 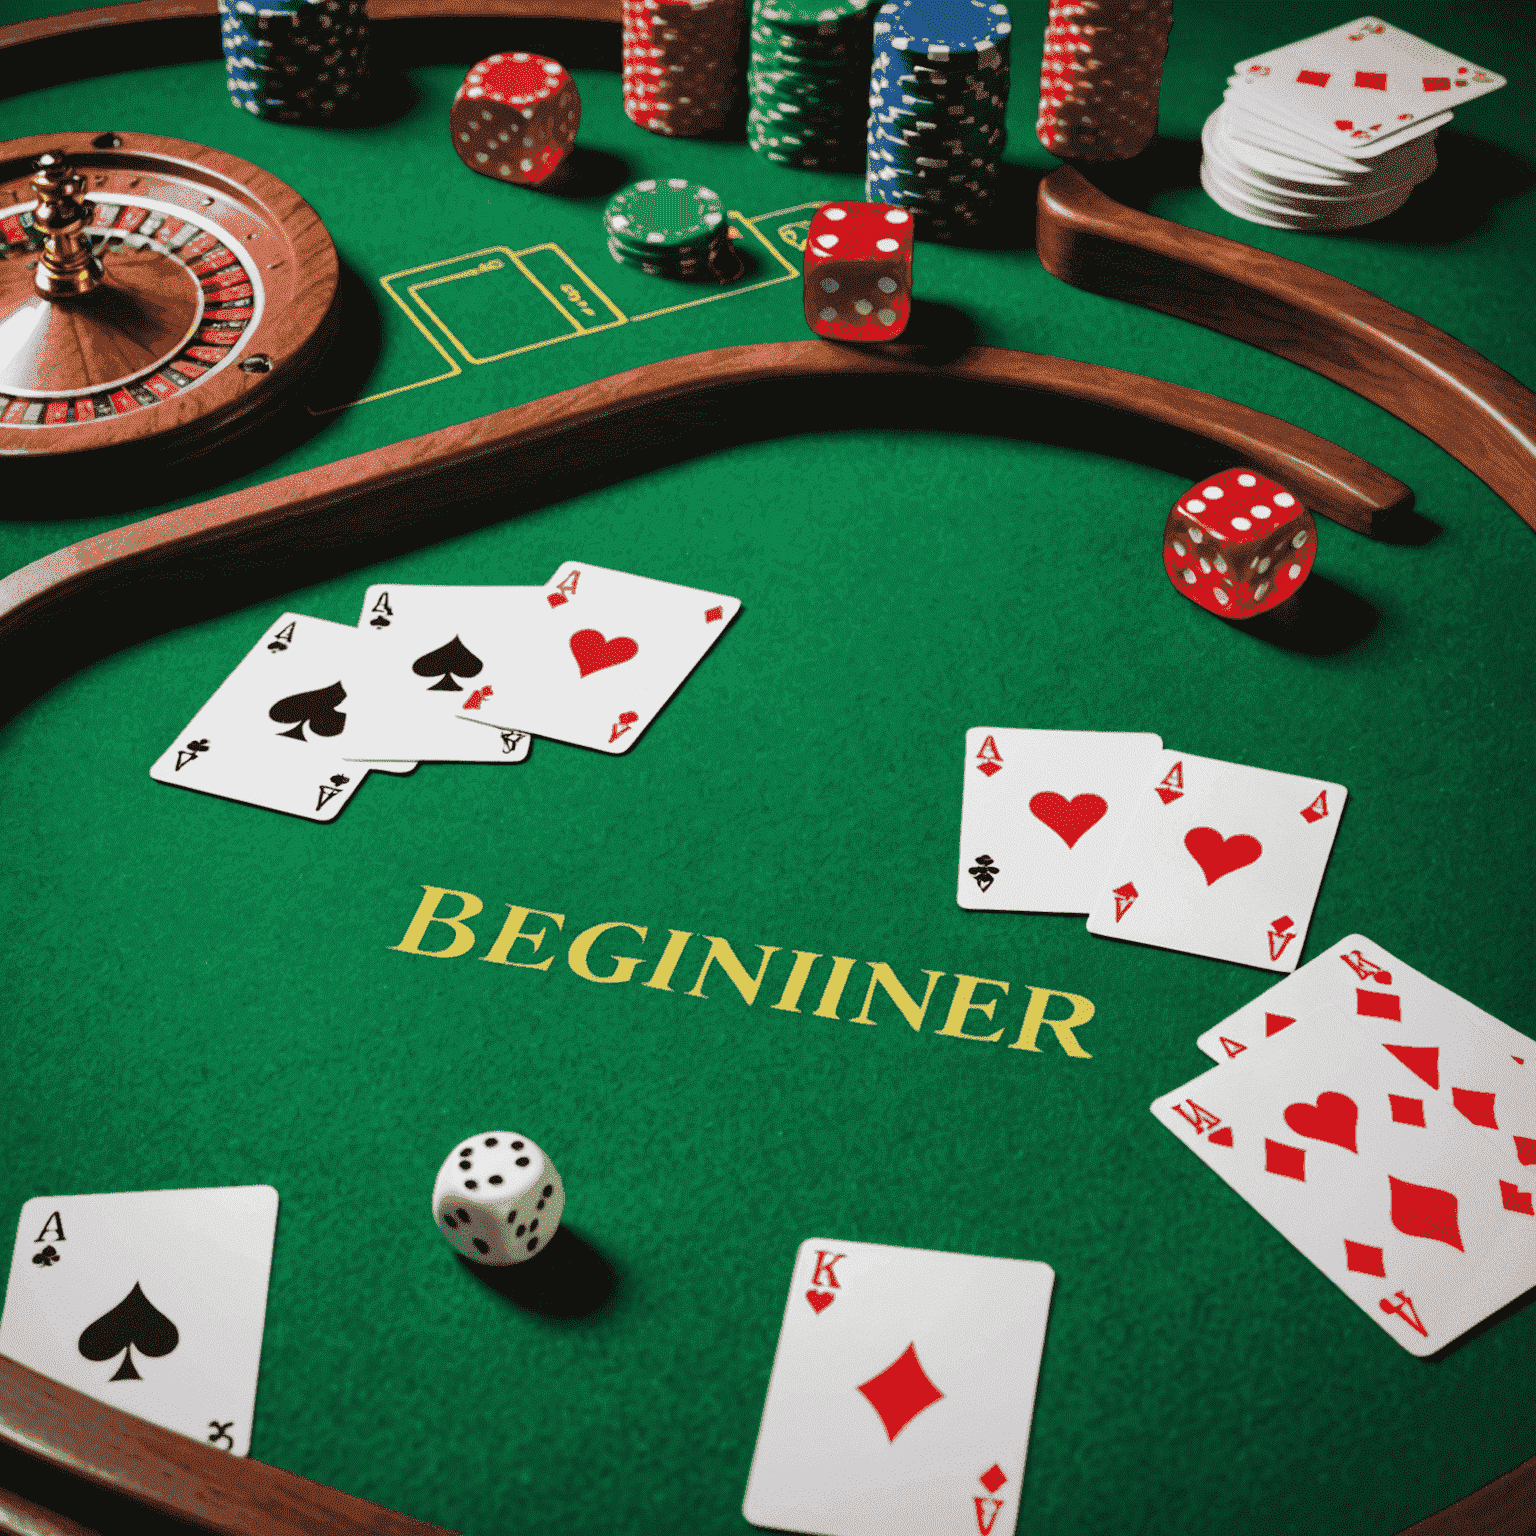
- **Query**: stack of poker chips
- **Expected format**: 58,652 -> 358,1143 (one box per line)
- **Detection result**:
746,0 -> 881,170
218,0 -> 368,122
622,0 -> 746,137
1036,0 -> 1171,162
602,178 -> 737,279
866,0 -> 1012,241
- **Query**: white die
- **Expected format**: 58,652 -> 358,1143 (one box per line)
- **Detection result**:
431,1131 -> 565,1265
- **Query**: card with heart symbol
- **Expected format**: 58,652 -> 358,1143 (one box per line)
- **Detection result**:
1152,1007 -> 1536,1356
1085,749 -> 1347,971
463,560 -> 741,754
0,1186 -> 278,1453
955,728 -> 1163,913
743,1238 -> 1054,1536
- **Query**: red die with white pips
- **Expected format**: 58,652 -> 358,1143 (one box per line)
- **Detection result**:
1162,467 -> 1317,619
450,53 -> 581,187
802,202 -> 914,342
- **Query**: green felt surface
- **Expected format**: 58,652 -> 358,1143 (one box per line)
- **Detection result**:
2,4 -> 1535,1534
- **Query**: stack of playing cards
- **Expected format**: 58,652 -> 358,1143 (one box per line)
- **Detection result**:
148,561 -> 741,822
1200,17 -> 1505,231
956,728 -> 1347,973
1153,937 -> 1536,1356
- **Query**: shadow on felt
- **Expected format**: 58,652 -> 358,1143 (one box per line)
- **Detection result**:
540,147 -> 631,201
1351,132 -> 1536,247
1219,573 -> 1378,657
1423,1282 -> 1536,1363
457,1226 -> 618,1320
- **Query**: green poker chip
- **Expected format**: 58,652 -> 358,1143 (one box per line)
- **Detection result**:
756,0 -> 874,25
603,178 -> 725,253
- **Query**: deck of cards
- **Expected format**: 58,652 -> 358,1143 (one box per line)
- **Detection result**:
1200,17 -> 1506,231
956,728 -> 1347,973
1154,937 -> 1535,1356
0,1186 -> 279,1453
743,1239 -> 1054,1536
148,561 -> 742,821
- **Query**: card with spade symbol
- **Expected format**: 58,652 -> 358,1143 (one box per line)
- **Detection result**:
0,1186 -> 278,1453
956,728 -> 1162,914
342,585 -> 539,763
1085,750 -> 1347,972
148,614 -> 414,821
1152,1007 -> 1536,1356
743,1238 -> 1053,1536
463,561 -> 742,754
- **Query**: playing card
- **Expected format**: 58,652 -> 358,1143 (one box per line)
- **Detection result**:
341,585 -> 538,763
1153,1010 -> 1536,1356
1084,750 -> 1347,972
1196,934 -> 1534,1068
1221,92 -> 1451,168
743,1238 -> 1053,1536
1207,104 -> 1438,194
465,561 -> 742,754
148,614 -> 409,822
0,1186 -> 279,1453
1200,156 -> 1418,232
956,728 -> 1162,914
1228,17 -> 1504,154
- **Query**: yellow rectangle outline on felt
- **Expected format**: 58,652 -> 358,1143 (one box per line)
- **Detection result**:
621,208 -> 802,323
408,245 -> 627,365
312,204 -> 817,413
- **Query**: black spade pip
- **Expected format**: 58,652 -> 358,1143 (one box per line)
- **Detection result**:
78,1282 -> 180,1381
412,636 -> 483,692
269,682 -> 348,741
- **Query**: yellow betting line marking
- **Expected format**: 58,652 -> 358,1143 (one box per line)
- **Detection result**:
310,201 -> 818,415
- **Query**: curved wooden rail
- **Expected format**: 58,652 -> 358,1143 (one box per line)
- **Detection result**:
0,338 -> 1411,660
1036,165 -> 1536,534
0,1353 -> 456,1536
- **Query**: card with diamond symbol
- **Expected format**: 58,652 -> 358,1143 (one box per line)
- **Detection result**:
742,1237 -> 1055,1536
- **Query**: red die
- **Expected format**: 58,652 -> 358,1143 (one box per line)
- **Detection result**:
451,54 -> 581,186
1163,468 -> 1317,619
803,202 -> 914,342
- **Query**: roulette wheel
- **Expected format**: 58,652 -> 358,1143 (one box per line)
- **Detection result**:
0,128 -> 336,464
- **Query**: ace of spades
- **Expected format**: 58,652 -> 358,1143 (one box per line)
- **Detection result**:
0,1187 -> 279,1454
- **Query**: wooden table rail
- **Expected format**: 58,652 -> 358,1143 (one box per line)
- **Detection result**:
1036,165 -> 1536,534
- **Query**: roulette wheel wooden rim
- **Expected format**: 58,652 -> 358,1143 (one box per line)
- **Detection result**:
0,128 -> 338,462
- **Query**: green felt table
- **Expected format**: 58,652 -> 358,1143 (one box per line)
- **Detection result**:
2,2 -> 1535,1534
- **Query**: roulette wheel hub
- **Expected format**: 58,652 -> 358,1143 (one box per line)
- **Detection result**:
0,153 -> 202,399
0,130 -> 338,462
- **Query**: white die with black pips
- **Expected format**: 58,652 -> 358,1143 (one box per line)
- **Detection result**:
432,1132 -> 565,1265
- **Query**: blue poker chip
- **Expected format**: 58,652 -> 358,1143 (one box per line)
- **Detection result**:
874,0 -> 1011,61
863,0 -> 1009,233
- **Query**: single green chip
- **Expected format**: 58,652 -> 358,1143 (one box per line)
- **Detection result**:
603,178 -> 725,252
